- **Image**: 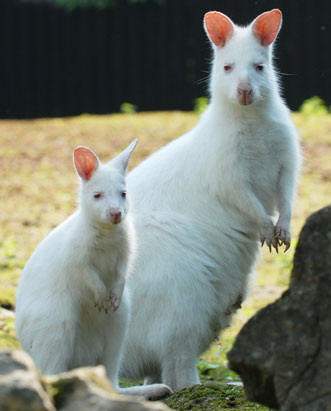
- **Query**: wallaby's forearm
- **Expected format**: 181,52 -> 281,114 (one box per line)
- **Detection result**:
230,183 -> 272,228
275,164 -> 297,250
277,165 -> 295,226
83,268 -> 108,302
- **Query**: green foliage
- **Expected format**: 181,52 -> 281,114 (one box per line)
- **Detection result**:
194,97 -> 208,115
54,0 -> 162,11
299,96 -> 329,117
0,311 -> 19,349
0,239 -> 20,272
0,239 -> 22,309
197,359 -> 221,375
120,102 -> 137,114
55,0 -> 111,9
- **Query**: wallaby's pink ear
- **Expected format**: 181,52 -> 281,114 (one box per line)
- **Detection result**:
252,9 -> 282,46
204,11 -> 234,47
73,146 -> 99,181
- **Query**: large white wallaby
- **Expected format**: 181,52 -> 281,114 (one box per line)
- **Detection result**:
15,141 -> 171,400
121,9 -> 301,390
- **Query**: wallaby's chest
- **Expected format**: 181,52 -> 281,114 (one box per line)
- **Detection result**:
227,123 -> 280,170
240,133 -> 277,172
89,236 -> 126,285
219,125 -> 282,202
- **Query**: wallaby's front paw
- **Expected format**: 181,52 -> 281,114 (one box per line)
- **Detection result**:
275,221 -> 291,252
94,292 -> 121,314
260,221 -> 279,253
110,293 -> 120,312
94,289 -> 113,314
94,299 -> 111,314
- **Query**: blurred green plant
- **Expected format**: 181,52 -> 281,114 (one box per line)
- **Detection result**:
194,96 -> 208,115
0,239 -> 20,271
120,102 -> 137,114
197,359 -> 221,375
0,311 -> 18,349
55,0 -> 162,10
299,96 -> 329,117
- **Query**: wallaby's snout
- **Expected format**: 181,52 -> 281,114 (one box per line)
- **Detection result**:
237,82 -> 253,106
109,208 -> 122,224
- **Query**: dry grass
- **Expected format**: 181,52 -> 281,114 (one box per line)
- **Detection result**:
0,111 -> 330,387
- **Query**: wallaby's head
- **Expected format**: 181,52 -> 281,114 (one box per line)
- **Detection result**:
73,139 -> 138,226
204,9 -> 282,106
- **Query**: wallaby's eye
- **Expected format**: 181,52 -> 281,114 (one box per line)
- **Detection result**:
121,191 -> 127,199
93,192 -> 103,199
255,64 -> 264,72
224,64 -> 233,73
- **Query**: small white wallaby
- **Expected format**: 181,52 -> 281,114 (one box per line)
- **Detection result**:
15,141 -> 171,400
120,9 -> 301,391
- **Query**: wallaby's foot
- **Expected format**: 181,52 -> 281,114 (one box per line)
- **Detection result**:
275,221 -> 291,252
119,384 -> 172,401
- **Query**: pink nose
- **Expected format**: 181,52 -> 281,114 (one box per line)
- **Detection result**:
110,211 -> 121,224
237,86 -> 253,106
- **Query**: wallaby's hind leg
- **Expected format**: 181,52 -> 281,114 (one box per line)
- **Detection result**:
161,352 -> 200,391
103,295 -> 172,400
103,296 -> 129,388
27,321 -> 75,375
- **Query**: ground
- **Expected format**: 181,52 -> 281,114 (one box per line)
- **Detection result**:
0,106 -> 330,410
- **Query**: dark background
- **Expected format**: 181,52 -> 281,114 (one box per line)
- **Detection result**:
0,0 -> 330,118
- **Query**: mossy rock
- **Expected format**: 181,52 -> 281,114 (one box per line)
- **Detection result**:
164,383 -> 269,411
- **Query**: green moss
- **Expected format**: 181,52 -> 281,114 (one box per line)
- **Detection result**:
47,378 -> 77,409
43,381 -> 61,405
164,383 -> 269,411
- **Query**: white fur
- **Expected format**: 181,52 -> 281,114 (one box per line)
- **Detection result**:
120,11 -> 301,390
15,141 -> 171,400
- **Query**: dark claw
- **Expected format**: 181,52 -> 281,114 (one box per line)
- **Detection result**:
268,243 -> 272,253
261,238 -> 265,247
284,242 -> 291,252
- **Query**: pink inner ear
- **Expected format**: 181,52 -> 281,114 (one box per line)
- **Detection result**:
253,9 -> 282,46
204,11 -> 234,47
74,147 -> 98,181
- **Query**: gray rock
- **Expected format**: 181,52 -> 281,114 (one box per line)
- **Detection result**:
0,350 -> 171,411
0,350 -> 55,411
46,366 -> 172,411
228,206 -> 331,411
